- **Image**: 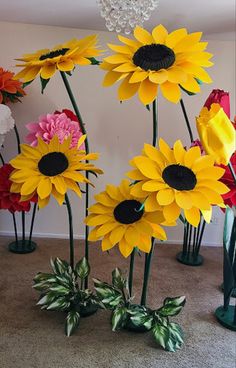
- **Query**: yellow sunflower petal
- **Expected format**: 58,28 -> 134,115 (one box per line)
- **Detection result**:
166,67 -> 187,83
166,28 -> 187,48
192,155 -> 215,172
152,24 -> 168,44
151,223 -> 167,240
130,181 -> 148,198
175,192 -> 192,209
149,70 -> 168,84
20,176 -> 41,196
138,78 -> 158,105
114,63 -> 136,73
38,196 -> 50,209
86,214 -> 112,226
110,226 -> 126,245
136,219 -> 153,236
134,26 -> 153,44
145,211 -> 165,224
156,188 -> 175,205
174,32 -> 203,53
106,184 -> 123,201
88,227 -> 98,241
196,187 -> 223,205
119,238 -> 134,258
180,75 -> 200,93
126,169 -> 147,181
104,54 -> 129,64
118,75 -> 140,101
142,180 -> 167,192
190,191 -> 211,210
119,179 -> 131,198
51,176 -> 67,195
96,222 -> 118,237
163,201 -> 181,222
143,143 -> 166,166
184,207 -> 201,227
184,146 -> 201,167
198,180 -> 229,194
124,226 -> 140,245
40,64 -> 56,79
173,140 -> 186,163
57,59 -> 74,71
102,235 -> 115,251
103,70 -> 124,87
129,70 -> 148,83
133,156 -> 160,179
159,138 -> 175,162
145,192 -> 163,212
88,203 -> 111,214
37,178 -> 52,199
107,43 -> 132,55
201,207 -> 212,223
197,167 -> 225,180
118,34 -> 141,48
94,192 -> 117,207
137,235 -> 152,253
160,81 -> 181,103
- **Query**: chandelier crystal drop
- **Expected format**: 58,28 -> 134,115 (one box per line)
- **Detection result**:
97,0 -> 159,34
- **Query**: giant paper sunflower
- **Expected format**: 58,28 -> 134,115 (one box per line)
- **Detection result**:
127,139 -> 228,226
85,179 -> 166,258
9,135 -> 103,209
101,24 -> 213,105
14,35 -> 101,83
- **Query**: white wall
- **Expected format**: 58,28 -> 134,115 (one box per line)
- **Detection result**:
0,21 -> 235,245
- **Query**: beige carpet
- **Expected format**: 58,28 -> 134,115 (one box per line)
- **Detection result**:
0,236 -> 235,368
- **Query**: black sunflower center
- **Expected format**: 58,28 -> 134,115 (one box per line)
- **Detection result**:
113,200 -> 144,224
39,48 -> 69,61
162,164 -> 197,191
133,44 -> 175,71
38,152 -> 69,176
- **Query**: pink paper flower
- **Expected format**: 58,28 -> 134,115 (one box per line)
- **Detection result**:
204,89 -> 230,118
190,139 -> 205,154
26,111 -> 85,150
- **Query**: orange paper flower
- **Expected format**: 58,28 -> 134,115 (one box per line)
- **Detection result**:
0,67 -> 25,104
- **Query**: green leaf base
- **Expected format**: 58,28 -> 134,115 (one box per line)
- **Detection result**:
79,303 -> 98,318
220,283 -> 236,298
124,319 -> 149,333
176,251 -> 203,266
8,240 -> 37,254
215,305 -> 236,331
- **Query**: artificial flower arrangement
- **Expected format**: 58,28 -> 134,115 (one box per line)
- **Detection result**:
7,24 -> 235,348
12,34 -> 104,334
83,24 -> 232,351
0,67 -> 36,253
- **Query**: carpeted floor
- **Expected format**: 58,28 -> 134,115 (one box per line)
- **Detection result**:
0,236 -> 235,368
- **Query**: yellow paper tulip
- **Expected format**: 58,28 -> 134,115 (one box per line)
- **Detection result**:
196,103 -> 236,165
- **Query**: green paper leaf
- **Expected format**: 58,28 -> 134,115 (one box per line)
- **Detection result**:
40,77 -> 50,94
165,322 -> 184,352
158,296 -> 186,317
37,291 -> 58,306
88,57 -> 100,65
49,285 -> 70,295
112,268 -> 126,290
75,257 -> 90,280
22,80 -> 34,89
65,310 -> 80,336
152,324 -> 169,349
46,297 -> 70,311
112,306 -> 128,331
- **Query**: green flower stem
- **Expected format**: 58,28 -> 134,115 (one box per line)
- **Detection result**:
152,99 -> 158,147
128,248 -> 136,297
12,213 -> 18,244
140,99 -> 158,306
14,124 -> 27,245
195,219 -> 206,256
60,71 -> 90,287
141,238 -> 154,306
180,99 -> 194,143
65,194 -> 74,270
0,152 -> 5,165
29,203 -> 37,243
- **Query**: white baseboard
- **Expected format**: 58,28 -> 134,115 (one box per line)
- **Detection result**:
0,230 -> 222,247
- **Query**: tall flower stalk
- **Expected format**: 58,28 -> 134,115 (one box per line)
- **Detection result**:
60,71 -> 90,288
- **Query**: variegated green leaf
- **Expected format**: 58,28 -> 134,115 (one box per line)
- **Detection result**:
75,257 -> 90,280
112,306 -> 127,331
49,285 -> 70,295
112,268 -> 126,290
37,292 -> 58,306
158,296 -> 186,317
152,323 -> 169,349
65,310 -> 80,336
46,297 -> 70,311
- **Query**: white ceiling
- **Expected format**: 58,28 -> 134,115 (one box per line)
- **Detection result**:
0,0 -> 235,37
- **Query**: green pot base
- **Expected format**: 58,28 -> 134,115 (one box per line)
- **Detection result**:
220,283 -> 236,298
8,240 -> 37,254
176,251 -> 203,266
215,306 -> 236,331
124,319 -> 149,333
79,303 -> 98,317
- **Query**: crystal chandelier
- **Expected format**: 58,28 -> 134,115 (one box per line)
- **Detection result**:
97,0 -> 159,34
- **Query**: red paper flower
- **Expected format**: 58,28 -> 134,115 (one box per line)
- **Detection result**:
220,152 -> 236,208
54,109 -> 79,123
0,164 -> 37,213
204,89 -> 230,118
0,67 -> 26,104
